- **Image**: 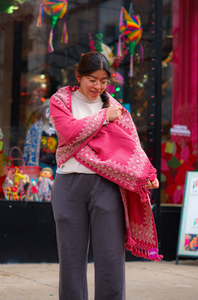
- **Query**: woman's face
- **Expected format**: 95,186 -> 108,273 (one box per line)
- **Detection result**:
78,69 -> 108,100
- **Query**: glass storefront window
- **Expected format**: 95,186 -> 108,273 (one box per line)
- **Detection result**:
161,0 -> 198,205
0,0 -> 157,202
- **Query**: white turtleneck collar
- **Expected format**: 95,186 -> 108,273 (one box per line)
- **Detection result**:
73,89 -> 102,104
71,89 -> 103,120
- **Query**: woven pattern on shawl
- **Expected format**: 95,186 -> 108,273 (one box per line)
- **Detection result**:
119,186 -> 161,260
49,86 -> 162,261
75,95 -> 156,201
49,86 -> 107,166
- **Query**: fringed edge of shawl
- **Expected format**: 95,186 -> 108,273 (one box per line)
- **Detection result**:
125,226 -> 163,262
135,163 -> 157,203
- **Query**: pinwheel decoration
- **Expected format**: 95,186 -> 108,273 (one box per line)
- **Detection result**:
117,6 -> 143,76
37,0 -> 68,53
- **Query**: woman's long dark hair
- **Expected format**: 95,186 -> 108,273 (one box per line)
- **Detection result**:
76,52 -> 111,108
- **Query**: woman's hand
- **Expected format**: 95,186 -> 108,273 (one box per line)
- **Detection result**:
106,106 -> 122,122
145,178 -> 159,189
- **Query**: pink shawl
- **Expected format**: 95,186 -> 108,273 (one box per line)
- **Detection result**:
49,85 -> 162,261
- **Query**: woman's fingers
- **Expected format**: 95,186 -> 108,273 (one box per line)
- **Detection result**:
152,178 -> 159,188
145,182 -> 153,189
145,178 -> 159,189
106,106 -> 123,121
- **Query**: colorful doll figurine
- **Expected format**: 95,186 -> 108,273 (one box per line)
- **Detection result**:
37,167 -> 54,202
20,174 -> 31,201
13,167 -> 25,200
4,171 -> 13,200
5,167 -> 25,200
31,178 -> 39,202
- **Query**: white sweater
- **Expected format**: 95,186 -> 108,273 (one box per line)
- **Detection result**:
56,89 -> 104,174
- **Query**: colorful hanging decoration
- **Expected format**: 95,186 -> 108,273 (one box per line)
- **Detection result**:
88,32 -> 116,66
87,32 -> 124,103
37,0 -> 68,53
88,33 -> 96,52
95,33 -> 103,53
113,42 -> 129,68
101,43 -> 116,67
117,5 -> 143,76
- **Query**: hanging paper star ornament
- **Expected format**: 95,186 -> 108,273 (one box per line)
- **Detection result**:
37,0 -> 68,53
117,6 -> 143,76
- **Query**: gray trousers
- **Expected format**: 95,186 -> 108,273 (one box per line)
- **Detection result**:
51,173 -> 126,300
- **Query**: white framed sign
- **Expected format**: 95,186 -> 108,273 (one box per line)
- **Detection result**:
176,171 -> 198,262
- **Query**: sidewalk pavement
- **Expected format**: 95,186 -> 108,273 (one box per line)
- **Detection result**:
0,260 -> 198,300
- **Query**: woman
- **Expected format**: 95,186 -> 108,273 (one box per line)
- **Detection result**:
49,52 -> 160,300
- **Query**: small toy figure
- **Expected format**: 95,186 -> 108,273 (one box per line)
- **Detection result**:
20,174 -> 31,201
13,167 -> 25,200
37,167 -> 54,202
5,167 -> 25,200
30,178 -> 39,202
4,170 -> 13,200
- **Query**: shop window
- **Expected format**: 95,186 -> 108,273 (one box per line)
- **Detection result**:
0,0 -> 157,202
161,0 -> 198,205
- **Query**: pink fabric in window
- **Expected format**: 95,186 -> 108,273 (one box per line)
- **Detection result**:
172,0 -> 198,155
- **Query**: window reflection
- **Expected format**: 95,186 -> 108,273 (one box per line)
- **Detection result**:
0,0 -> 158,201
161,0 -> 198,205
